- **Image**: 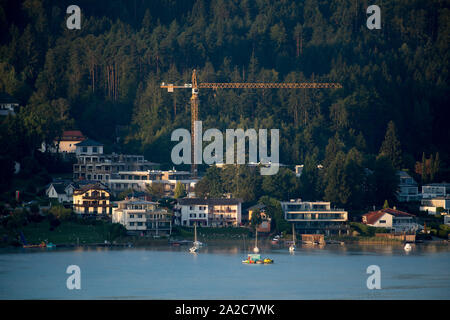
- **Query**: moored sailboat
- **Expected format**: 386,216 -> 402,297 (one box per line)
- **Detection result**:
289,224 -> 296,253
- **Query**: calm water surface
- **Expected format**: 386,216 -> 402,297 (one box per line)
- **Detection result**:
0,244 -> 449,299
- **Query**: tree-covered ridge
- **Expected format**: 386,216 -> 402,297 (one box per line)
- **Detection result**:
0,0 -> 448,182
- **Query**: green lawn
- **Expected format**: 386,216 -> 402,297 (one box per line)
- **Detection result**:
21,221 -> 112,244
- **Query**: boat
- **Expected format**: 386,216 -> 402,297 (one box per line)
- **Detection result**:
289,224 -> 296,253
404,243 -> 412,252
253,229 -> 259,253
46,242 -> 56,249
189,223 -> 200,253
23,241 -> 46,248
242,254 -> 274,264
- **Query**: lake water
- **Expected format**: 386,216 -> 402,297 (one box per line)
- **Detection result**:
0,243 -> 449,299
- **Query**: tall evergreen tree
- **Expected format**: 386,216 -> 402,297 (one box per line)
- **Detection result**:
379,121 -> 402,169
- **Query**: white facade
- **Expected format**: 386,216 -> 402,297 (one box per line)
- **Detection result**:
420,197 -> 450,214
112,198 -> 171,235
177,198 -> 242,227
362,208 -> 419,232
421,183 -> 450,199
108,170 -> 198,197
45,183 -> 75,203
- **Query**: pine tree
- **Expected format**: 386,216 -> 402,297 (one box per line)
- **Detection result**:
379,121 -> 402,169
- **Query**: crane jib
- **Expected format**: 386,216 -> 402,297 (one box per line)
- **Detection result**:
199,83 -> 343,89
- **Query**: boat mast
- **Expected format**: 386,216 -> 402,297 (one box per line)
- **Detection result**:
292,224 -> 296,245
194,222 -> 197,243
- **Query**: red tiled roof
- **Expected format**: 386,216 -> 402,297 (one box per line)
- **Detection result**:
362,210 -> 386,225
61,130 -> 85,141
362,208 -> 413,225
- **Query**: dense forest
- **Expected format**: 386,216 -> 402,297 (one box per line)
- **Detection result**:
0,0 -> 449,210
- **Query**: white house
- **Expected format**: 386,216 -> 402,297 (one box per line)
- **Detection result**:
45,181 -> 76,203
112,198 -> 172,235
176,198 -> 242,227
362,208 -> 419,232
396,171 -> 420,202
75,138 -> 104,156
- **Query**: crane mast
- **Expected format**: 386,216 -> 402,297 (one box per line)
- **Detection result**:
161,69 -> 342,177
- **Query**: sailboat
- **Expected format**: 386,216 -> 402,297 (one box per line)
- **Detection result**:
289,224 -> 296,253
189,223 -> 200,253
253,229 -> 260,253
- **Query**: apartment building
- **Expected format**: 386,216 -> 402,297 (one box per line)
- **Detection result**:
73,139 -> 158,183
176,198 -> 242,227
107,170 -> 198,197
281,199 -> 348,235
112,198 -> 172,235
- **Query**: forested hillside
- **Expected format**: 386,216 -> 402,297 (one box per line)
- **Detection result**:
0,0 -> 449,206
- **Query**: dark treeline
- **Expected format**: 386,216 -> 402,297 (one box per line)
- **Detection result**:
0,0 -> 448,208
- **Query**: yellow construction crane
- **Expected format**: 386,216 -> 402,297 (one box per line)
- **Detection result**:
161,69 -> 342,177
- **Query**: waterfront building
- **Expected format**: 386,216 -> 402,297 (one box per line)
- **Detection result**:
72,183 -> 113,216
396,170 -> 420,202
281,199 -> 348,235
107,169 -> 198,197
421,183 -> 450,199
112,198 -> 172,236
362,207 -> 419,232
420,196 -> 450,214
73,139 -> 158,183
176,198 -> 242,227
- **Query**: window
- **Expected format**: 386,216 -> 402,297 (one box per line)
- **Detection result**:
82,147 -> 87,153
137,222 -> 143,226
129,222 -> 135,226
130,214 -> 134,218
93,147 -> 97,153
379,220 -> 386,224
138,214 -> 143,218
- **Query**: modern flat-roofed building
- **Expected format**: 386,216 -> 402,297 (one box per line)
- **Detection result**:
176,198 -> 242,227
73,139 -> 158,183
420,196 -> 450,214
396,170 -> 420,202
112,198 -> 172,235
421,183 -> 450,199
281,199 -> 348,235
107,170 -> 197,197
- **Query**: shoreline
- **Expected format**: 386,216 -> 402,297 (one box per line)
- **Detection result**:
2,236 -> 448,250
